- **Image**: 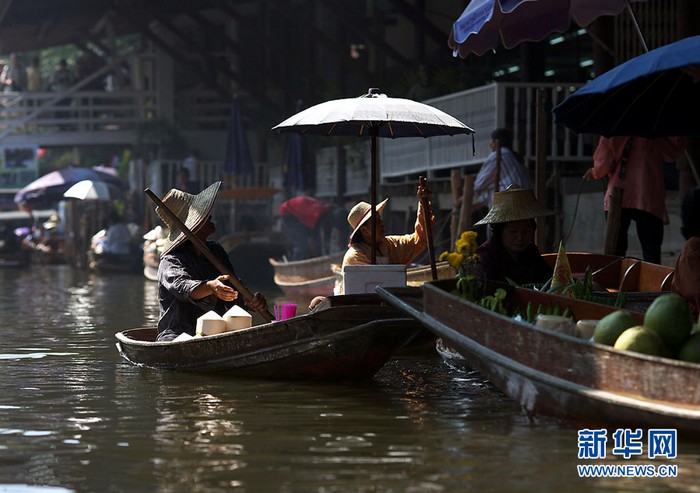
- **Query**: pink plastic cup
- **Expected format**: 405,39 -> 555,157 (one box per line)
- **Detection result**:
281,303 -> 297,320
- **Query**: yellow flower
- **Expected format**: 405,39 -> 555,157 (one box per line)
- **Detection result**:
446,252 -> 464,270
455,231 -> 478,256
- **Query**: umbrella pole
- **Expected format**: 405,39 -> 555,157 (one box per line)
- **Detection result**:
419,177 -> 438,280
144,188 -> 275,323
370,131 -> 378,264
625,2 -> 649,53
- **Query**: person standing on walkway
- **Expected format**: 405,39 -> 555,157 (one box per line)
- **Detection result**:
472,127 -> 534,243
584,136 -> 685,264
25,56 -> 43,92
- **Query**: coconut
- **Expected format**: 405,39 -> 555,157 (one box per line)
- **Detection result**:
643,293 -> 693,349
593,310 -> 638,346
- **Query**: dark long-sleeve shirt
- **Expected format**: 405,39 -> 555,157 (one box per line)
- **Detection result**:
474,238 -> 551,286
157,241 -> 243,341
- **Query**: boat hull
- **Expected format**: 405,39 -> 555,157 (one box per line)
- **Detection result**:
116,298 -> 422,380
378,282 -> 700,435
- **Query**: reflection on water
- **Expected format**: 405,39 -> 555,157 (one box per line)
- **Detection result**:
1,265 -> 700,492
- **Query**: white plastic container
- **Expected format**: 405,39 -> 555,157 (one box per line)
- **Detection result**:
196,310 -> 227,336
222,305 -> 253,332
343,264 -> 407,295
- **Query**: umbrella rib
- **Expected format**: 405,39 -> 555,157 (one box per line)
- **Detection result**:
610,72 -> 666,135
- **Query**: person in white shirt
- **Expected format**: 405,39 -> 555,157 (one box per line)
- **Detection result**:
472,128 -> 534,242
473,127 -> 534,210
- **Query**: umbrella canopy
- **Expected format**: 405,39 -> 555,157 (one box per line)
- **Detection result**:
273,89 -> 474,138
552,35 -> 700,138
272,88 -> 474,263
448,0 -> 646,58
63,180 -> 124,201
223,98 -> 254,176
14,167 -> 125,208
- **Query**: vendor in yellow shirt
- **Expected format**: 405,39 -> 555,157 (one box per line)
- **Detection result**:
342,182 -> 432,268
310,182 -> 433,309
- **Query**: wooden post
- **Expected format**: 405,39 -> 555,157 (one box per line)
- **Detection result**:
535,88 -> 547,252
450,169 -> 461,247
458,175 -> 475,236
604,187 -> 624,255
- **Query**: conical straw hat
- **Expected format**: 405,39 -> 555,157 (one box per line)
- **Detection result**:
155,181 -> 221,254
474,185 -> 554,225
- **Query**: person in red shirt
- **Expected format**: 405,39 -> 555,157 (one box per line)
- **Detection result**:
279,197 -> 348,260
584,136 -> 685,264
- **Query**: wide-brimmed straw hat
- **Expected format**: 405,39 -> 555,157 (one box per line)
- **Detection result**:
347,198 -> 389,238
475,185 -> 554,225
155,181 -> 221,254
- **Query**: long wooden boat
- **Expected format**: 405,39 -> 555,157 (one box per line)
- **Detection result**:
377,281 -> 700,435
115,294 -> 423,380
542,252 -> 674,312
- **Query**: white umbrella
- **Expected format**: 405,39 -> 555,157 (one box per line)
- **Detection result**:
63,180 -> 116,201
272,88 -> 475,263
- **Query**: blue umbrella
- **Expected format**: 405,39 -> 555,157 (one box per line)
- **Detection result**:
223,98 -> 253,176
283,100 -> 307,191
552,35 -> 700,138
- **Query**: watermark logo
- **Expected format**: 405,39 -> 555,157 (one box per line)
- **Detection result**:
577,428 -> 678,478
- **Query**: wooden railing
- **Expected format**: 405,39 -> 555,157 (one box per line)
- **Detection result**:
378,82 -> 592,180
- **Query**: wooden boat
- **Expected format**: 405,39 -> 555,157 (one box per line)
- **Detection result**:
142,225 -> 170,281
269,253 -> 454,298
0,209 -> 54,267
269,251 -> 345,297
377,281 -> 700,435
542,252 -> 674,312
115,294 -> 423,380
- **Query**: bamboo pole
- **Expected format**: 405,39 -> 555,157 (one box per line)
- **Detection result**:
604,187 -> 624,255
450,169 -> 461,247
458,175 -> 475,236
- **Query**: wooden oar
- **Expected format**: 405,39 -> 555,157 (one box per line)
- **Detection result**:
419,176 -> 438,281
144,188 -> 275,323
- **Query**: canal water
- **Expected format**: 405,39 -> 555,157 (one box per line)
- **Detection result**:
2,265 -> 700,493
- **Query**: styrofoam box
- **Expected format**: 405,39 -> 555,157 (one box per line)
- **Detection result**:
343,264 -> 407,294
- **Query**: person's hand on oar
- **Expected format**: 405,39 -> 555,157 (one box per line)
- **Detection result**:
244,291 -> 268,314
418,176 -> 437,280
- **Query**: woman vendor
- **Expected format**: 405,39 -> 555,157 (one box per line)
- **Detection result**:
473,185 -> 554,285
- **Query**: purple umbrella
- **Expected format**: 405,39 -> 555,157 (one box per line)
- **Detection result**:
448,0 -> 648,58
223,98 -> 254,176
14,167 -> 125,208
